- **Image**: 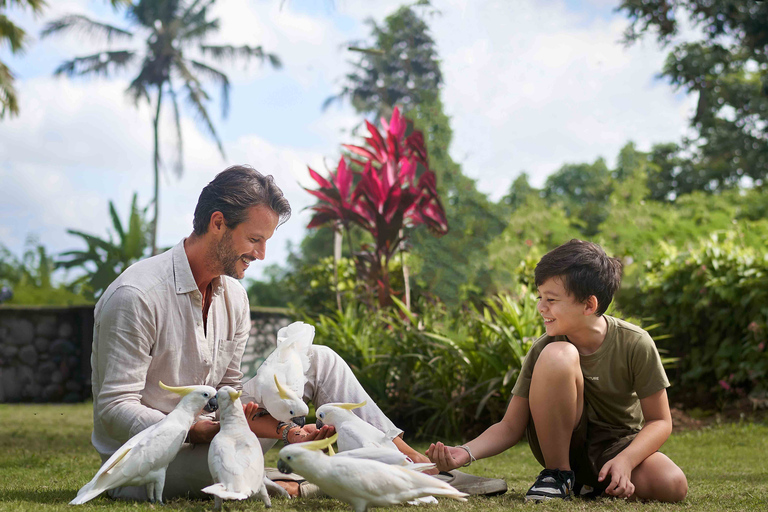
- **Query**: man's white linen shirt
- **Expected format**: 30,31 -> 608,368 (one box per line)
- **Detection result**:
90,239 -> 250,457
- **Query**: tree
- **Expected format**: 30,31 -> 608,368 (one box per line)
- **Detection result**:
1,0 -> 45,118
620,1 -> 768,192
305,107 -> 448,308
542,158 -> 613,236
42,0 -> 281,254
56,193 -> 153,300
326,1 -> 442,122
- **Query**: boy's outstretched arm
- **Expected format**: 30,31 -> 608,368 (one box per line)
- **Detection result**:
427,395 -> 530,471
598,388 -> 674,499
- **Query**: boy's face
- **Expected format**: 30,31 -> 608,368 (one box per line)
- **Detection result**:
536,277 -> 590,337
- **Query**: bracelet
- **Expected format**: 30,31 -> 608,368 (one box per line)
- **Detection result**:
278,421 -> 299,444
456,445 -> 476,467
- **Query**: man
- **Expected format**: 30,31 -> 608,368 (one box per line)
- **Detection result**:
91,165 -> 503,500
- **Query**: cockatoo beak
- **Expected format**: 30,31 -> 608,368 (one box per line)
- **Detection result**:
298,433 -> 338,452
159,381 -> 195,396
277,458 -> 293,474
316,418 -> 324,429
203,396 -> 219,413
292,416 -> 306,427
337,400 -> 367,411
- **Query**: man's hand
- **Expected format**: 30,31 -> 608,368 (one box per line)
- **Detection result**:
188,419 -> 220,444
598,455 -> 635,499
426,441 -> 468,472
287,423 -> 336,444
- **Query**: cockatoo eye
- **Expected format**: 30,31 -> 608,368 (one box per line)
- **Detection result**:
286,456 -> 292,460
289,410 -> 294,415
203,392 -> 210,398
319,412 -> 324,419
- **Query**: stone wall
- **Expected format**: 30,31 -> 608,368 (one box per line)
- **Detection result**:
0,305 -> 292,403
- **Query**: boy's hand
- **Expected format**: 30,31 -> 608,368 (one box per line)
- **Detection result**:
426,442 -> 468,472
598,455 -> 635,499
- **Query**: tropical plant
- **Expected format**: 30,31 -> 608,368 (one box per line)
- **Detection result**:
56,193 -> 153,299
306,107 -> 448,307
1,0 -> 45,118
41,0 -> 281,253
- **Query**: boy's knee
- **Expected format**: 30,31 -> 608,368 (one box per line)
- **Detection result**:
536,342 -> 580,370
668,469 -> 688,502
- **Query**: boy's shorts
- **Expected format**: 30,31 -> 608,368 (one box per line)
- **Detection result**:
525,403 -> 639,490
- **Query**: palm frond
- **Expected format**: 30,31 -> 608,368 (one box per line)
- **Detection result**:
0,60 -> 19,119
178,18 -> 218,43
181,0 -> 215,25
0,14 -> 27,53
126,66 -> 152,105
53,50 -> 135,77
199,45 -> 282,69
41,14 -> 133,42
178,74 -> 224,158
7,0 -> 47,12
189,59 -> 229,117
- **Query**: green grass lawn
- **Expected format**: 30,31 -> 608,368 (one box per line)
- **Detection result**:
1,403 -> 766,511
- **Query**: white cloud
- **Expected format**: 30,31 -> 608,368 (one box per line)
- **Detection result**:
1,0 -> 695,282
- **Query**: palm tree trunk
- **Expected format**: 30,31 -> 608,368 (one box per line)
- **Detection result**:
333,223 -> 343,312
151,86 -> 163,255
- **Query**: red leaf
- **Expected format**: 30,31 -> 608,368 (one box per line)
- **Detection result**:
334,157 -> 352,202
308,166 -> 332,189
399,157 -> 417,184
342,144 -> 378,162
389,106 -> 406,140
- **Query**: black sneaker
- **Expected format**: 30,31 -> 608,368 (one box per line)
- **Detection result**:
524,469 -> 575,502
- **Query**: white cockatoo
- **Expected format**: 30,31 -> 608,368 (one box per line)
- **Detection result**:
70,382 -> 219,505
242,321 -> 314,426
202,386 -> 270,509
277,435 -> 467,512
315,401 -> 400,452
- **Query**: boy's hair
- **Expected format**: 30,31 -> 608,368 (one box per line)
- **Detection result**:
534,239 -> 622,316
193,165 -> 291,235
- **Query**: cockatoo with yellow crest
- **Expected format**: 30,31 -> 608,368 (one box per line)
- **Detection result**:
202,386 -> 271,509
315,401 -> 400,452
242,321 -> 314,426
70,382 -> 218,505
277,435 -> 467,512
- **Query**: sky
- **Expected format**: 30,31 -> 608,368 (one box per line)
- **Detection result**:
0,0 -> 695,282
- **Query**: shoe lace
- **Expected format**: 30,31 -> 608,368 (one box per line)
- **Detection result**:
538,469 -> 573,488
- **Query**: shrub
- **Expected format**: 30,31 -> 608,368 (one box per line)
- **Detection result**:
619,232 -> 768,404
306,287 -> 543,440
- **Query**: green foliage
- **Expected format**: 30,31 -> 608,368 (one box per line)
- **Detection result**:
620,0 -> 768,194
307,284 -> 543,440
619,232 -> 768,403
56,193 -> 152,300
327,2 -> 442,120
0,239 -> 90,306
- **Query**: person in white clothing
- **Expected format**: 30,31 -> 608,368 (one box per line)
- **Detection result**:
90,165 -> 437,500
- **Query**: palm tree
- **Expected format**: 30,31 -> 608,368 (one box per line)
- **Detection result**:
1,0 -> 46,118
42,0 -> 282,254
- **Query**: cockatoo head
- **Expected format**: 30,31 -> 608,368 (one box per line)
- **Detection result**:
277,433 -> 338,474
315,401 -> 367,429
159,381 -> 219,413
263,375 -> 309,426
214,386 -> 242,415
277,321 -> 315,344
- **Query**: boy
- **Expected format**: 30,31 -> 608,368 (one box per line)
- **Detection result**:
427,239 -> 687,502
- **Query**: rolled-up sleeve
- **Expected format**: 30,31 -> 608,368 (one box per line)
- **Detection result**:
94,285 -> 166,441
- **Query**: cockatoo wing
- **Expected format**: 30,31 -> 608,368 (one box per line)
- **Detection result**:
334,446 -> 412,466
70,422 -> 185,504
208,431 -> 265,496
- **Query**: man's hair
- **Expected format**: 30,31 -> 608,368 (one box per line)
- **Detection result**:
193,165 -> 291,235
534,239 -> 622,316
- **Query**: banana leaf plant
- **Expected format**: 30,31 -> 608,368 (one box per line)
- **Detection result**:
306,107 -> 448,307
56,193 -> 153,299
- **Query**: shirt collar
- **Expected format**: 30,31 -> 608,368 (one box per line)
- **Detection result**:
172,238 -> 226,296
172,239 -> 199,295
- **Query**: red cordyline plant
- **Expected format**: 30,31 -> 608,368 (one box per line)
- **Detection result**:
306,107 -> 449,307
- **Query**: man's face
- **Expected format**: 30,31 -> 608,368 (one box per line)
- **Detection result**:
215,205 -> 279,280
536,277 -> 590,337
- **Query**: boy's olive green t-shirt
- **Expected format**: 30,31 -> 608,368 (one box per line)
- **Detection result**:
511,315 -> 670,432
